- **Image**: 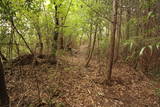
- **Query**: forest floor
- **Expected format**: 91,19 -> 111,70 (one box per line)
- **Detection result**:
5,45 -> 160,107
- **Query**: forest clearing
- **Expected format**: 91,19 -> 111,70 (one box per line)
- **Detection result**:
0,0 -> 160,107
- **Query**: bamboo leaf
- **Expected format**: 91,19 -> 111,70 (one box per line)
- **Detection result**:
148,45 -> 153,54
139,47 -> 146,56
130,42 -> 133,51
157,43 -> 160,49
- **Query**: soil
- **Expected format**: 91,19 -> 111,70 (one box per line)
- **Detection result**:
5,45 -> 160,107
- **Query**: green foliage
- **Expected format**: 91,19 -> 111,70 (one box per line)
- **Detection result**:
155,88 -> 160,97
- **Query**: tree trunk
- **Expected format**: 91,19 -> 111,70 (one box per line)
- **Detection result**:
59,0 -> 72,50
85,24 -> 98,67
37,28 -> 43,56
60,34 -> 64,49
115,0 -> 122,62
107,0 -> 118,84
15,40 -> 20,57
10,18 -> 34,56
53,5 -> 59,53
0,57 -> 9,107
147,0 -> 151,37
51,4 -> 60,64
124,7 -> 131,58
126,8 -> 130,40
87,23 -> 93,58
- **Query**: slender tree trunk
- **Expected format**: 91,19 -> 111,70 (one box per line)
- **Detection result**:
34,20 -> 43,56
8,24 -> 14,61
147,0 -> 151,37
107,0 -> 118,84
97,26 -> 101,62
44,7 -> 51,53
107,23 -> 110,37
59,0 -> 72,49
50,4 -> 60,64
36,28 -> 43,56
79,34 -> 83,46
115,0 -> 122,62
136,16 -> 139,37
60,33 -> 64,49
10,18 -> 34,56
87,23 -> 93,58
0,57 -> 9,107
85,24 -> 98,67
15,40 -> 20,57
52,5 -> 59,57
46,23 -> 50,53
124,7 -> 131,58
126,9 -> 130,40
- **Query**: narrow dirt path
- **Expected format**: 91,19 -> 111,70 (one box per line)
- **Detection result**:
56,46 -> 159,107
57,45 -> 107,106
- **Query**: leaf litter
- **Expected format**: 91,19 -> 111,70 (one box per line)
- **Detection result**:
5,51 -> 160,107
